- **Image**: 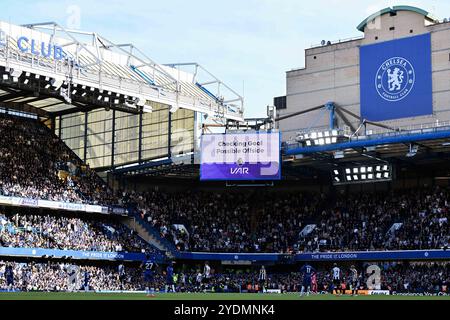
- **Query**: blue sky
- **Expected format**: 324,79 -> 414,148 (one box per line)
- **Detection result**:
2,0 -> 450,117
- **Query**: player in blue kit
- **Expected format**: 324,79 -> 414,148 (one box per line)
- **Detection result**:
165,261 -> 176,293
300,263 -> 316,296
141,255 -> 157,296
5,264 -> 14,291
118,263 -> 126,290
83,270 -> 90,292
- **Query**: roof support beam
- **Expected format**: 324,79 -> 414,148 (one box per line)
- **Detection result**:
285,129 -> 450,156
39,101 -> 67,110
276,105 -> 325,122
0,101 -> 51,118
0,92 -> 29,102
335,108 -> 357,132
52,103 -> 100,117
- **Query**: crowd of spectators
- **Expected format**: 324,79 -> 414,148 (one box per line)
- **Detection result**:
0,261 -> 448,294
124,190 -> 258,252
300,189 -> 449,252
380,262 -> 449,293
0,211 -> 158,253
124,188 -> 448,254
0,261 -> 142,291
0,115 -> 115,205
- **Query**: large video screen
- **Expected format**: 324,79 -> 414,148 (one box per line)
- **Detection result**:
360,33 -> 433,121
200,132 -> 281,181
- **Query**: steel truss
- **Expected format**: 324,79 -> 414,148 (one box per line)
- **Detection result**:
0,21 -> 244,121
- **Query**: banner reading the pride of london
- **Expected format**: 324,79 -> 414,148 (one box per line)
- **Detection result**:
359,33 -> 433,121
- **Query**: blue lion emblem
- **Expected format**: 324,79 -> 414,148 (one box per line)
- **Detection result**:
375,57 -> 415,102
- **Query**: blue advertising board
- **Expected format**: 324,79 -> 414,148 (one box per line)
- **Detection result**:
360,33 -> 432,121
0,247 -> 163,263
177,250 -> 450,262
295,250 -> 450,262
177,252 -> 281,262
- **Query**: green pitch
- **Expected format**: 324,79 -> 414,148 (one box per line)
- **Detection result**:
0,292 -> 449,300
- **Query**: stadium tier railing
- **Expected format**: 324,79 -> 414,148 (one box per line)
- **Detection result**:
310,35 -> 364,48
0,195 -> 127,216
0,247 -> 163,262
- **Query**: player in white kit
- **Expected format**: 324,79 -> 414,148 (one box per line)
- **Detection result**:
331,263 -> 342,295
202,262 -> 211,292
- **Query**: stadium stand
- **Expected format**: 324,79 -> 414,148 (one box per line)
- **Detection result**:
0,260 -> 448,294
0,107 -> 448,298
0,210 -> 158,253
0,261 -> 143,291
122,188 -> 449,253
0,113 -> 447,256
0,114 -> 116,205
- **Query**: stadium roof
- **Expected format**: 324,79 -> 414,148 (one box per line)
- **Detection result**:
0,21 -> 244,121
282,121 -> 450,175
357,5 -> 438,32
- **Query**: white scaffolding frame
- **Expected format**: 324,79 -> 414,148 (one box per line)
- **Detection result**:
0,21 -> 244,121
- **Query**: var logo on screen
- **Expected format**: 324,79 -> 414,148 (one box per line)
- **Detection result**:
360,33 -> 432,121
231,158 -> 249,175
375,57 -> 415,102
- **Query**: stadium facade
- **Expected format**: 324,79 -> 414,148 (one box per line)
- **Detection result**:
278,6 -> 450,142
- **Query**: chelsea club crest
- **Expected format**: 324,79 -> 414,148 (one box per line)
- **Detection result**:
375,57 -> 415,102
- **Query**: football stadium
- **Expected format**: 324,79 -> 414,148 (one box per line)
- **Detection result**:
0,4 -> 449,303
